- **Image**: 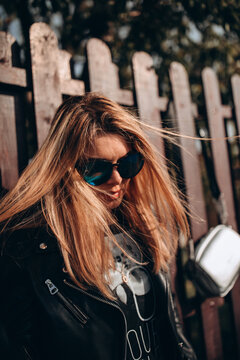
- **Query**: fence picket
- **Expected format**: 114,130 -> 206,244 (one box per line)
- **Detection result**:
132,51 -> 168,155
30,22 -> 62,148
169,62 -> 207,239
0,32 -> 26,190
201,299 -> 224,360
0,32 -> 27,87
170,62 -> 224,360
59,50 -> 85,96
87,38 -> 133,105
30,23 -> 85,148
0,95 -> 19,189
202,68 -> 236,229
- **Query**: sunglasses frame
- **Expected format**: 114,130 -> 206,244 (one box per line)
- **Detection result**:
76,151 -> 144,186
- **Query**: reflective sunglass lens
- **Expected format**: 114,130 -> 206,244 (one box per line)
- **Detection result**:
83,160 -> 112,186
118,152 -> 144,178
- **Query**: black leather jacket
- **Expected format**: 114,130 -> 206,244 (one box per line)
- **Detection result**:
0,227 -> 197,360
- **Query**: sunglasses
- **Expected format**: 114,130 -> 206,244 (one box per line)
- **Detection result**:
76,151 -> 144,186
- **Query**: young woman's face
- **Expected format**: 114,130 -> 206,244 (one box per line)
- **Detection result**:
87,134 -> 131,209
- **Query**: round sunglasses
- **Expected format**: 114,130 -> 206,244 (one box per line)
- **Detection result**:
76,151 -> 144,186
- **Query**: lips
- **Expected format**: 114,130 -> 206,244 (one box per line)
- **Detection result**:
108,190 -> 121,199
99,188 -> 123,204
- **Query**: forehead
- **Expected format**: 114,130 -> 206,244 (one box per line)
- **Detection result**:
87,134 -> 131,160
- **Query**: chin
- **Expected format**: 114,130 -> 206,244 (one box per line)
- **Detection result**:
104,195 -> 124,209
99,191 -> 125,209
107,198 -> 123,209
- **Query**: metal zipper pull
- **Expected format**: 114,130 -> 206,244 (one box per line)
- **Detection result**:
45,278 -> 89,326
45,279 -> 59,295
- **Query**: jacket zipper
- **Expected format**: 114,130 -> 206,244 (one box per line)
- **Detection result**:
63,279 -> 128,360
45,279 -> 89,327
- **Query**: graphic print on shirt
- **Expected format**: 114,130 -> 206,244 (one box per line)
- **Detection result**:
107,232 -> 159,360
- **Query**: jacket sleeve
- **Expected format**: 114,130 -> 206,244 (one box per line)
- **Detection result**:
0,254 -> 40,360
166,275 -> 198,360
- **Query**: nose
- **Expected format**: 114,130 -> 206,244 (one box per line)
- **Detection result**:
106,166 -> 122,185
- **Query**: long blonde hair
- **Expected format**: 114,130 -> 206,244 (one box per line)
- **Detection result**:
0,93 -> 189,298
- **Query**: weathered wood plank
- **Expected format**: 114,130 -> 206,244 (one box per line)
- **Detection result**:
170,62 -> 223,360
132,53 -> 185,329
0,32 -> 27,87
231,74 -> 240,135
59,50 -> 85,96
0,95 -> 19,189
30,23 -> 85,148
30,22 -> 62,148
132,51 -> 168,154
202,67 -> 240,358
202,68 -> 236,229
169,62 -> 208,240
87,38 -> 133,106
201,298 -> 224,360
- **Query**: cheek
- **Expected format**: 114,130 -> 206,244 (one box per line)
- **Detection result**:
122,179 -> 130,192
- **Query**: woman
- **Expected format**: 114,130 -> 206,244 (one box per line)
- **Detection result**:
0,93 -> 197,359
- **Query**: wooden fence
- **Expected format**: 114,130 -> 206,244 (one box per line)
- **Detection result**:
1,22 -> 240,360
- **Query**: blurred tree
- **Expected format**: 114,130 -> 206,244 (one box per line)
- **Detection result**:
0,0 -> 239,105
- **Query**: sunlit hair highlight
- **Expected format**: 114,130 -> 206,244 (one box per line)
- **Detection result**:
0,93 -> 189,299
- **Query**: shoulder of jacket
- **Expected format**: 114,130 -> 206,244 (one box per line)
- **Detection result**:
0,226 -> 58,261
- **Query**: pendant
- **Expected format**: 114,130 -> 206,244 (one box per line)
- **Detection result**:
122,274 -> 128,284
